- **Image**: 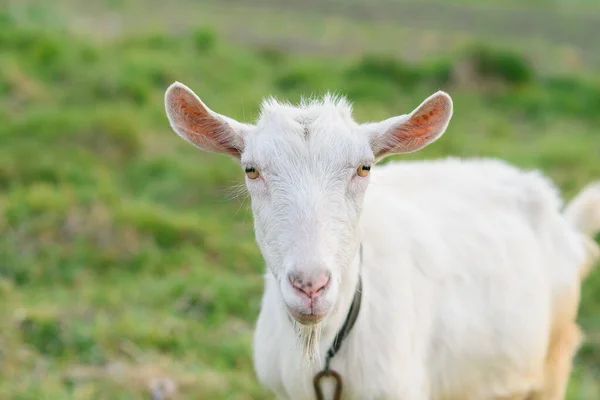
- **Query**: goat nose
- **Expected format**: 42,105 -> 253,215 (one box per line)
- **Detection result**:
289,271 -> 331,298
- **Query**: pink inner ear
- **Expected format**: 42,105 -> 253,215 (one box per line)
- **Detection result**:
167,86 -> 241,157
406,95 -> 450,138
378,94 -> 451,155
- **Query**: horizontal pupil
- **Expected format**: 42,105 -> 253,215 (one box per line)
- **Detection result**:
362,166 -> 371,170
246,168 -> 255,172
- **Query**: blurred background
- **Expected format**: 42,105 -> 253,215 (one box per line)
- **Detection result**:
1,0 -> 599,398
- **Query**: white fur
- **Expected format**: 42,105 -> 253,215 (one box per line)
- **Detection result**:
164,84 -> 600,400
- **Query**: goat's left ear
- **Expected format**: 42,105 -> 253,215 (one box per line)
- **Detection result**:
164,82 -> 251,160
366,91 -> 453,161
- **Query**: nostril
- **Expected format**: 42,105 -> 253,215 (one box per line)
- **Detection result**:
290,275 -> 306,292
313,272 -> 330,293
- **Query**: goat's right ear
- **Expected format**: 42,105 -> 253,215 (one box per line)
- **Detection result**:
164,82 -> 250,160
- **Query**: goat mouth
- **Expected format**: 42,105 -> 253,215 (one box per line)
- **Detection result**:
286,306 -> 325,325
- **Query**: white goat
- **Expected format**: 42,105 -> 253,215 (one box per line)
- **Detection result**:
164,82 -> 600,400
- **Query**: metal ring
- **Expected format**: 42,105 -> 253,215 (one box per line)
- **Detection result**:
313,369 -> 343,400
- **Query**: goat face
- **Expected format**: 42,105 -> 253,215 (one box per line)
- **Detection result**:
164,83 -> 453,325
241,96 -> 372,324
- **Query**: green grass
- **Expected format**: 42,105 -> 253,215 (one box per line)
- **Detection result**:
1,2 -> 599,399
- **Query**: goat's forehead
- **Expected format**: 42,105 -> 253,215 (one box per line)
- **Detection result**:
243,95 -> 368,164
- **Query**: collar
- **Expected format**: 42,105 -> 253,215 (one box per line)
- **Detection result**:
322,243 -> 363,372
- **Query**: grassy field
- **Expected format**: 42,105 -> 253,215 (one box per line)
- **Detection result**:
1,1 -> 600,399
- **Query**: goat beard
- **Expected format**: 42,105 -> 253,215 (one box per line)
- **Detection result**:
292,321 -> 323,367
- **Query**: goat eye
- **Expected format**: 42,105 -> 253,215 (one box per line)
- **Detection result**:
245,167 -> 260,179
357,164 -> 371,177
